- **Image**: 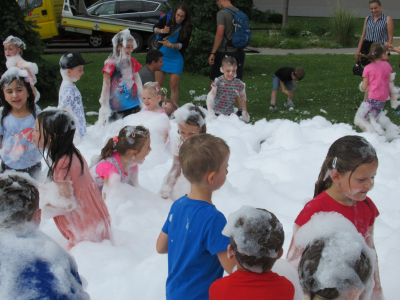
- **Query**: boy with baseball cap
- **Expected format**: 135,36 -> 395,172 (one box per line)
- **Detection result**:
58,52 -> 93,138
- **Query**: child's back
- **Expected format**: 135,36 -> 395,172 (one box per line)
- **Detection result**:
163,195 -> 230,299
363,60 -> 392,101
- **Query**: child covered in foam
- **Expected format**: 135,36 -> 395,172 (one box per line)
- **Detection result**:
3,35 -> 40,102
0,171 -> 89,299
209,206 -> 295,300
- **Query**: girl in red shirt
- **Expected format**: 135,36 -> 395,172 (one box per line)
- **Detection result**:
287,135 -> 383,299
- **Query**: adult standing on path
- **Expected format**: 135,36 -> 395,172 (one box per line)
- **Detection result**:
208,0 -> 245,115
355,0 -> 393,67
153,4 -> 193,106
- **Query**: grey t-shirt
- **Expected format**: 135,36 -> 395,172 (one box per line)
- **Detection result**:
138,65 -> 155,84
217,6 -> 239,53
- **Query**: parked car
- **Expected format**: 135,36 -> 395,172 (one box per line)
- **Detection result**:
87,0 -> 171,24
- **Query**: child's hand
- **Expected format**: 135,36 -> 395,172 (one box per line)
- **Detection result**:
242,111 -> 250,123
282,90 -> 291,96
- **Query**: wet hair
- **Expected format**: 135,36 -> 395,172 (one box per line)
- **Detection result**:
299,239 -> 372,299
145,49 -> 164,65
369,0 -> 382,6
142,82 -> 167,99
293,67 -> 305,81
177,104 -> 207,133
179,133 -> 229,183
359,42 -> 386,63
221,56 -> 237,67
314,135 -> 377,197
37,109 -> 85,180
0,173 -> 39,226
100,125 -> 150,160
109,29 -> 134,59
168,3 -> 192,41
230,208 -> 284,273
3,36 -> 25,56
0,76 -> 36,129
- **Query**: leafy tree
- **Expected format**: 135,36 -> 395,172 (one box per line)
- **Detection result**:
0,0 -> 59,104
169,0 -> 253,75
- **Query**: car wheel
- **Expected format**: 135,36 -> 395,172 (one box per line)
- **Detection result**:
131,32 -> 143,53
88,33 -> 105,48
148,34 -> 158,50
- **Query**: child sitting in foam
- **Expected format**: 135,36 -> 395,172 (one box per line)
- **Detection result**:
0,171 -> 89,299
59,52 -> 93,138
207,56 -> 250,122
3,35 -> 40,102
209,206 -> 295,300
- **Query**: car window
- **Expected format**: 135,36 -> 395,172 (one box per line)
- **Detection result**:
143,1 -> 159,12
27,0 -> 42,9
93,2 -> 116,15
18,0 -> 26,9
119,1 -> 143,14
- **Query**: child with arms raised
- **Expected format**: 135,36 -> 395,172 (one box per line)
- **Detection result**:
58,52 -> 93,138
287,135 -> 383,299
0,67 -> 41,178
90,125 -> 151,198
3,35 -> 39,101
0,171 -> 89,299
209,206 -> 295,300
156,133 -> 235,300
158,103 -> 206,199
33,109 -> 112,250
207,56 -> 250,122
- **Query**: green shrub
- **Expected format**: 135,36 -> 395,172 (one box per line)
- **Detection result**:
300,30 -> 312,37
282,24 -> 301,38
314,25 -> 330,37
252,8 -> 271,24
307,38 -> 320,47
330,5 -> 357,46
269,13 -> 283,23
279,39 -> 304,49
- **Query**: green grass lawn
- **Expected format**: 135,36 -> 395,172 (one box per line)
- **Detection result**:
41,53 -> 400,129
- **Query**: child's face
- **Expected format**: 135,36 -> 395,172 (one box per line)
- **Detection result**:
338,161 -> 378,202
291,73 -> 298,82
178,123 -> 201,141
212,154 -> 229,190
32,119 -> 46,149
4,43 -> 20,58
124,40 -> 134,57
134,137 -> 151,164
142,90 -> 160,111
67,65 -> 84,81
222,64 -> 237,81
3,79 -> 28,111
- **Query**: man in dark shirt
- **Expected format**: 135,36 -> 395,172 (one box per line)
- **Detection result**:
138,49 -> 164,84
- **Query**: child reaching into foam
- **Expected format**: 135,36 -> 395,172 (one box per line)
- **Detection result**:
356,42 -> 394,134
0,171 -> 90,299
209,206 -> 295,300
3,35 -> 39,101
156,133 -> 236,300
0,67 -> 42,178
207,56 -> 250,122
287,135 -> 383,299
58,52 -> 93,138
90,125 -> 151,198
32,109 -> 113,250
99,29 -> 143,123
158,103 -> 206,199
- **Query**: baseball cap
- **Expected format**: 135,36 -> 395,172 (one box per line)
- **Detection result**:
59,52 -> 93,69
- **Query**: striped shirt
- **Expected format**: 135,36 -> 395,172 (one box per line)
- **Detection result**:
364,13 -> 388,43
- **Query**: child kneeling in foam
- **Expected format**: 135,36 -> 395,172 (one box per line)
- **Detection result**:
0,171 -> 89,299
209,206 -> 295,300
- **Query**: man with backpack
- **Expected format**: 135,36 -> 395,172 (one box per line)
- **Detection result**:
208,0 -> 251,116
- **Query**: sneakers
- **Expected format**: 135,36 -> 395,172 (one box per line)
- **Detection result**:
284,101 -> 295,108
393,110 -> 400,115
269,105 -> 277,111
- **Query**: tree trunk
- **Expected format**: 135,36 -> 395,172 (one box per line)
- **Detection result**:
283,0 -> 289,27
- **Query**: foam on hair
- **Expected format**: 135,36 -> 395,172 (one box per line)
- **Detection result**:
3,35 -> 26,50
174,103 -> 207,132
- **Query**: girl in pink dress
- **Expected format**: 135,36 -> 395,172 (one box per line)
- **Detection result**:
32,109 -> 112,250
89,125 -> 152,198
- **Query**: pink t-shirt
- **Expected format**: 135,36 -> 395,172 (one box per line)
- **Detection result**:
363,61 -> 392,101
96,151 -> 137,180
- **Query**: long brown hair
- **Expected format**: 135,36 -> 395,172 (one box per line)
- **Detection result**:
314,136 -> 377,197
100,125 -> 150,160
168,3 -> 192,41
359,42 -> 386,63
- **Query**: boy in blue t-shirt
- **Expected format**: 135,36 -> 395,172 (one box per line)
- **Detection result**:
156,133 -> 235,300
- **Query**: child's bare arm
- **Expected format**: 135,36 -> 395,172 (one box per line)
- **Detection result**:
280,80 -> 290,95
159,156 -> 181,199
361,77 -> 369,93
156,231 -> 168,254
206,87 -> 217,119
98,73 -> 111,124
366,225 -> 384,300
238,89 -> 250,122
217,250 -> 236,274
286,224 -> 304,269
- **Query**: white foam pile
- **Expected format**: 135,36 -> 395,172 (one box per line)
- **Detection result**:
33,114 -> 400,299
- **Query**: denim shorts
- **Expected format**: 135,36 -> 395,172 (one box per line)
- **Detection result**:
272,75 -> 296,91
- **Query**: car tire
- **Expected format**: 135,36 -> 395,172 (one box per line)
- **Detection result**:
131,32 -> 143,53
88,32 -> 106,48
148,34 -> 158,50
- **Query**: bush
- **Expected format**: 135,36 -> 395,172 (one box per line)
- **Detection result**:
184,28 -> 214,76
279,39 -> 304,49
269,13 -> 283,23
314,25 -> 329,37
252,8 -> 271,24
0,0 -> 59,104
330,5 -> 357,46
282,24 -> 301,38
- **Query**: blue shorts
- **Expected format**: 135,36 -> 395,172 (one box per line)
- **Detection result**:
272,75 -> 296,91
364,99 -> 386,119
